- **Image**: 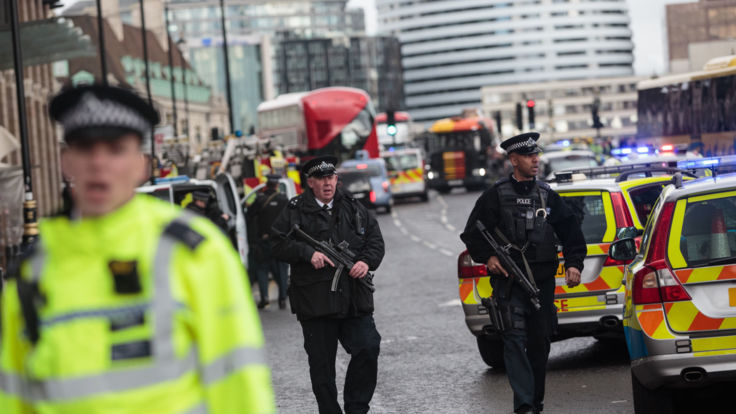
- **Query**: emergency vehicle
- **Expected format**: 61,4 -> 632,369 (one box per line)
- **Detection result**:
458,162 -> 698,369
610,158 -> 736,412
381,148 -> 428,202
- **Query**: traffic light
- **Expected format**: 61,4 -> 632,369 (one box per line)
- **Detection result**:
494,111 -> 502,134
515,103 -> 523,131
526,99 -> 535,129
386,110 -> 397,136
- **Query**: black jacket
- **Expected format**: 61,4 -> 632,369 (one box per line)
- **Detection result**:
271,188 -> 385,320
460,175 -> 586,281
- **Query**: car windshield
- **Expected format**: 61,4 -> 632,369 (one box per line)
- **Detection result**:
561,193 -> 610,244
547,155 -> 599,173
627,184 -> 666,226
677,194 -> 736,267
339,172 -> 372,193
385,154 -> 420,171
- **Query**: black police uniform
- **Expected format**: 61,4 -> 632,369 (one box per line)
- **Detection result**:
185,190 -> 229,233
271,156 -> 385,414
460,132 -> 586,414
247,175 -> 290,308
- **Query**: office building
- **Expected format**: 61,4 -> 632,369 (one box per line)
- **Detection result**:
377,0 -> 635,123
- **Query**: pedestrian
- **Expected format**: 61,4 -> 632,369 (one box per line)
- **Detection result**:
186,189 -> 230,233
460,132 -> 586,414
247,174 -> 289,309
685,141 -> 704,158
0,84 -> 275,413
272,155 -> 385,414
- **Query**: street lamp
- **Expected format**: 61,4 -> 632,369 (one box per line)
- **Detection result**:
219,0 -> 234,135
176,38 -> 191,138
95,0 -> 108,83
165,4 -> 178,137
8,0 -> 38,248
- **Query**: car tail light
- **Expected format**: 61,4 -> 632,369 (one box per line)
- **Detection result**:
632,202 -> 689,304
458,250 -> 488,279
610,192 -> 634,228
370,191 -> 376,203
382,181 -> 389,191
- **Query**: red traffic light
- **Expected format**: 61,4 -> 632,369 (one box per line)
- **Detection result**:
526,100 -> 535,108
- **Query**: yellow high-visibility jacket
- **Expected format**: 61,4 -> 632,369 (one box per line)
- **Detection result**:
0,194 -> 275,413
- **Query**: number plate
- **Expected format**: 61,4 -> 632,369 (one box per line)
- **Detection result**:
448,179 -> 463,186
354,193 -> 365,199
729,287 -> 736,307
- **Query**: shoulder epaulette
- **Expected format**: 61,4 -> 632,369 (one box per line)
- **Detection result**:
493,177 -> 511,187
163,220 -> 204,250
288,195 -> 303,209
537,181 -> 551,191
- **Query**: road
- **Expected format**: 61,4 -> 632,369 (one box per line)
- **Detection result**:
258,189 -> 633,413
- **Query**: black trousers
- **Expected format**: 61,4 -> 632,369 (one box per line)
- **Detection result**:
491,265 -> 557,413
300,314 -> 381,414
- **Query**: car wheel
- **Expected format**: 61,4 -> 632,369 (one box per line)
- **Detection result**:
420,191 -> 429,202
631,370 -> 673,414
477,335 -> 505,370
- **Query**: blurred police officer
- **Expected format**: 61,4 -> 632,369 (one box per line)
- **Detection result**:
272,156 -> 385,414
460,132 -> 586,414
186,189 -> 229,233
247,174 -> 289,309
0,84 -> 275,413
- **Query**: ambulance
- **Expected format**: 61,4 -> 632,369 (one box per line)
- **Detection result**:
381,148 -> 428,202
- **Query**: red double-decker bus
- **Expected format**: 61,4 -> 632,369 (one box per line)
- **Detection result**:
257,87 -> 379,161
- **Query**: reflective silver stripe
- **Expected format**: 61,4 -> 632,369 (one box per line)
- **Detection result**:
40,302 -> 150,327
152,215 -> 195,361
181,402 -> 209,414
25,348 -> 198,401
200,346 -> 267,385
0,370 -> 25,397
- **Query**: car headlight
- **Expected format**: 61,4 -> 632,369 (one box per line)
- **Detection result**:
472,168 -> 487,177
427,171 -> 436,180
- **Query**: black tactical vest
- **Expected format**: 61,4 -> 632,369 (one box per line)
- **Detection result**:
495,179 -> 558,263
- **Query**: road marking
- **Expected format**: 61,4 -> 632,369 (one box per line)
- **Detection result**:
410,235 -> 420,242
399,227 -> 408,235
446,224 -> 456,231
439,248 -> 454,257
611,400 -> 628,404
393,219 -> 402,227
439,299 -> 462,307
423,241 -> 437,249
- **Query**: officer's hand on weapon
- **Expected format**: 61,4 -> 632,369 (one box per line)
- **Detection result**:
565,267 -> 581,288
311,251 -> 335,269
349,261 -> 369,278
486,256 -> 508,277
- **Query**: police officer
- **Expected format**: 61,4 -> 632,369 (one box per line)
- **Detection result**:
0,84 -> 275,413
186,189 -> 230,233
272,156 -> 384,414
247,174 -> 289,309
460,132 -> 586,414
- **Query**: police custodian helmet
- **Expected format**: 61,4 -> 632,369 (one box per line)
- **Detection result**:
302,155 -> 338,178
500,132 -> 543,155
49,84 -> 160,144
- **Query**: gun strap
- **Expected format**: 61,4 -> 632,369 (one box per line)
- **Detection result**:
493,227 -> 538,292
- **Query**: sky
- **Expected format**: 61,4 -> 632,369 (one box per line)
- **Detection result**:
347,0 -> 695,76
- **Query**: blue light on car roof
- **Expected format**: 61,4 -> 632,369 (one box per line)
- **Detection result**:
677,158 -> 720,169
155,175 -> 190,184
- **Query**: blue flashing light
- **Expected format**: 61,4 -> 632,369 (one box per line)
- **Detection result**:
677,158 -> 720,169
556,139 -> 570,147
388,147 -> 395,152
154,175 -> 190,184
637,146 -> 649,154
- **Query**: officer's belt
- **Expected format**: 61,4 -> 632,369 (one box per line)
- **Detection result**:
0,214 -> 266,403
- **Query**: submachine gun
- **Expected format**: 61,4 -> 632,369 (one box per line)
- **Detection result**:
287,224 -> 375,293
475,221 -> 541,311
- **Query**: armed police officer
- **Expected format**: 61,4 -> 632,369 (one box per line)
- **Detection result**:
460,132 -> 586,414
272,156 -> 385,414
0,84 -> 275,413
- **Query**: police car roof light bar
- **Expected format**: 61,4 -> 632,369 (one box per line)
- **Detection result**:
549,161 -> 685,183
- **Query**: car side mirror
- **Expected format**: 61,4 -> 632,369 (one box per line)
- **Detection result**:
616,226 -> 643,240
609,238 -> 637,262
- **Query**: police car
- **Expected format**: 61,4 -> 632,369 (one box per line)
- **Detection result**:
137,174 -> 248,265
381,148 -> 429,202
458,162 -> 698,368
609,158 -> 736,412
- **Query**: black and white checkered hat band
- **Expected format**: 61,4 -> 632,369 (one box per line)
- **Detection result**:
507,138 -> 537,152
59,92 -> 151,137
308,161 -> 335,176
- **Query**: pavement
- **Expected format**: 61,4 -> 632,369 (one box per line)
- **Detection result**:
255,189 -> 634,413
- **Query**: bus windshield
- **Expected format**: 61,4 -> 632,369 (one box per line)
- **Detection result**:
424,130 -> 486,154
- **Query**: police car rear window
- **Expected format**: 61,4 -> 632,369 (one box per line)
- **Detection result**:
561,194 -> 608,244
340,163 -> 383,176
385,154 -> 420,171
339,172 -> 371,193
627,184 -> 665,226
675,195 -> 736,267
